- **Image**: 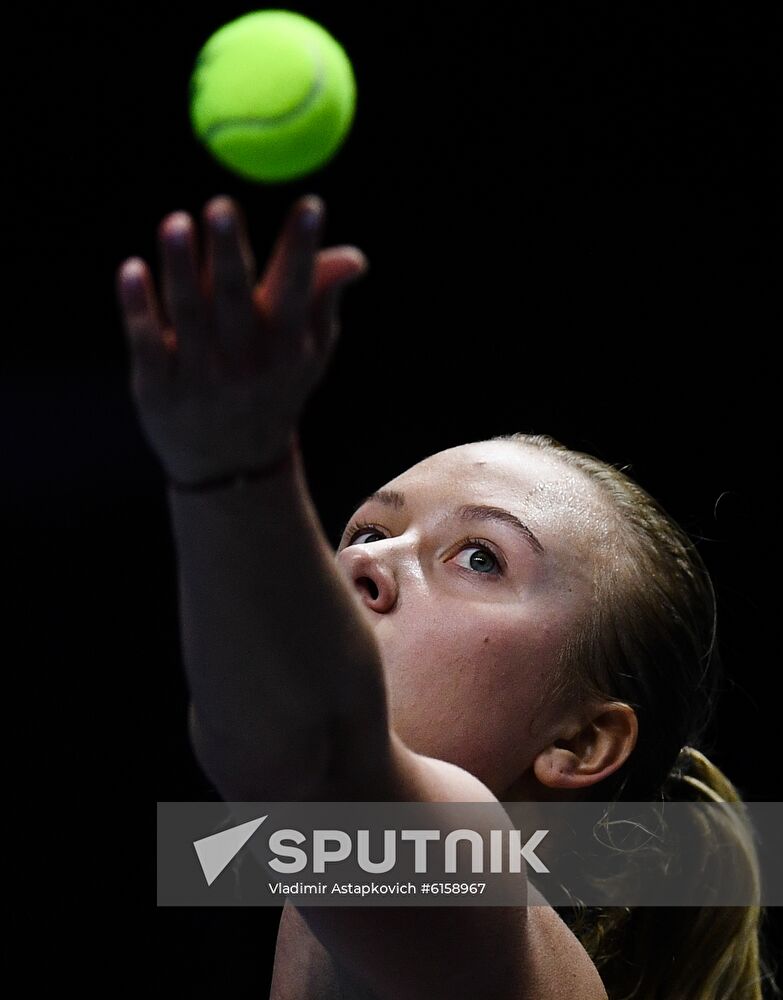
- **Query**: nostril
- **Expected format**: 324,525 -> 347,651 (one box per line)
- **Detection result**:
357,576 -> 379,601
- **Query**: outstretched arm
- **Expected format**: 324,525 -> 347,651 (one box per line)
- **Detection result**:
117,194 -> 385,800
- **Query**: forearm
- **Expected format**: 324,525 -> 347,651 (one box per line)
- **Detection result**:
166,437 -> 390,798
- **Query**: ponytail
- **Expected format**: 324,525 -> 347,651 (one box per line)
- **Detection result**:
564,748 -> 779,1000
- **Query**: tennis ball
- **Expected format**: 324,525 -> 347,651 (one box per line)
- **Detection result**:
189,9 -> 357,183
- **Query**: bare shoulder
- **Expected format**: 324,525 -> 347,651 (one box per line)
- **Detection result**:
296,735 -> 607,1000
402,751 -> 608,999
393,744 -> 609,998
524,884 -> 608,1000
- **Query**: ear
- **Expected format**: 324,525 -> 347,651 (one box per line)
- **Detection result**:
533,702 -> 638,791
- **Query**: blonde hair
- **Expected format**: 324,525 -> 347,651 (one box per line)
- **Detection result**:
489,431 -> 780,1000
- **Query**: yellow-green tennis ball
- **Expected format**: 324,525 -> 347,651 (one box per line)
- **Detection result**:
189,9 -> 357,182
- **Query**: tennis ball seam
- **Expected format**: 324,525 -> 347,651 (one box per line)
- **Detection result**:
202,45 -> 326,141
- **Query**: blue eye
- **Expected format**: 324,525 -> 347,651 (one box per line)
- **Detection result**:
454,544 -> 501,575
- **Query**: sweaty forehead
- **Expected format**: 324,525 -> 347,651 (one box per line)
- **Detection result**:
384,441 -> 614,550
388,442 -> 569,501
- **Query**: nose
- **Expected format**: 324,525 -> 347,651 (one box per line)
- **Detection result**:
337,545 -> 398,614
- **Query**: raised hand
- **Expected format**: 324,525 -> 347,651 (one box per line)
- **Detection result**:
115,194 -> 368,486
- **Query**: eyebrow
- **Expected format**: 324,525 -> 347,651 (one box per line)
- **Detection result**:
349,489 -> 545,555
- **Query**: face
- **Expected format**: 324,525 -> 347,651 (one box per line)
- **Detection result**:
334,440 -> 614,798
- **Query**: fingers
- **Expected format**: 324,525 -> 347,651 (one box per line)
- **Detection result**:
202,196 -> 260,365
157,213 -> 210,381
117,194 -> 363,399
257,195 -> 325,359
116,257 -> 170,397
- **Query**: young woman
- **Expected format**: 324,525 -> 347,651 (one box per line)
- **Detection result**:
120,193 -> 775,999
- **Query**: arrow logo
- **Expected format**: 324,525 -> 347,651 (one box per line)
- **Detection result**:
193,814 -> 268,886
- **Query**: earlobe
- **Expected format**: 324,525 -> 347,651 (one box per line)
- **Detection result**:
533,703 -> 638,792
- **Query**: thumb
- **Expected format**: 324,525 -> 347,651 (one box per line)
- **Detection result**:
311,251 -> 369,353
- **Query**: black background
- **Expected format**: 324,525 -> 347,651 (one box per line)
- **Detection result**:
16,2 -> 779,992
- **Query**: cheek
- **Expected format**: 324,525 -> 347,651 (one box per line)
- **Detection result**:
446,623 -> 555,768
381,606 -> 563,781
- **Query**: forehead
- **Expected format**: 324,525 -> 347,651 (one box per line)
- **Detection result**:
385,441 -> 577,506
380,441 -> 613,551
